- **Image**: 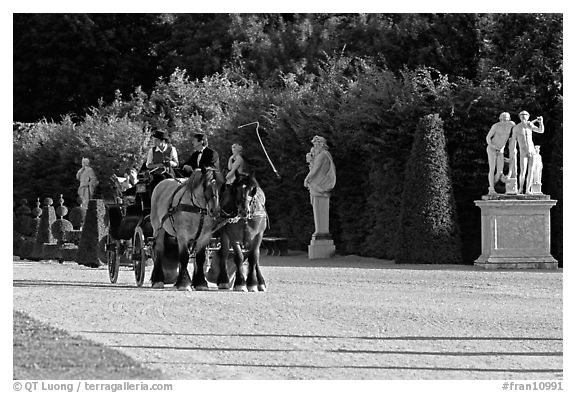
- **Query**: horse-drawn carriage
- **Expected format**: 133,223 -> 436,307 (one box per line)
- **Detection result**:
104,167 -> 176,286
105,165 -> 267,292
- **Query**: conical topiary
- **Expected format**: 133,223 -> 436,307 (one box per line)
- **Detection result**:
30,197 -> 57,261
15,198 -> 31,217
14,199 -> 32,256
396,114 -> 462,264
52,195 -> 74,263
20,199 -> 43,260
14,199 -> 31,234
68,196 -> 87,230
76,199 -> 108,267
66,196 -> 87,255
19,216 -> 41,260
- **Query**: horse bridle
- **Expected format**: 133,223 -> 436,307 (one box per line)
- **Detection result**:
187,169 -> 219,217
219,179 -> 253,220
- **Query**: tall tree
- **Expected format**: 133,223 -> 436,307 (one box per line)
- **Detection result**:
396,114 -> 462,264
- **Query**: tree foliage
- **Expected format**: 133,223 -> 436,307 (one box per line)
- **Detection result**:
13,13 -> 166,122
13,13 -> 563,264
397,114 -> 462,264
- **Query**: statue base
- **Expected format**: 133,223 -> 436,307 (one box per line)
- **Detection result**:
505,177 -> 518,194
308,233 -> 335,259
474,196 -> 557,269
530,182 -> 543,194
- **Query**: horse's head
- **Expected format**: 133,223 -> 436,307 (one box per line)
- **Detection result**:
228,172 -> 259,219
189,168 -> 222,218
203,168 -> 223,218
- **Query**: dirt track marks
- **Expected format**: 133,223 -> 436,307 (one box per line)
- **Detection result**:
13,257 -> 563,379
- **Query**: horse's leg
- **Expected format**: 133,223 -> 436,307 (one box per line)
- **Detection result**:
174,238 -> 193,291
150,181 -> 174,289
217,233 -> 232,290
246,219 -> 266,292
253,232 -> 267,292
150,231 -> 165,288
245,240 -> 260,292
231,240 -> 247,292
192,247 -> 209,291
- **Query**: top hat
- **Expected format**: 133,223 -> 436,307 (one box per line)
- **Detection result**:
152,130 -> 168,141
193,131 -> 207,142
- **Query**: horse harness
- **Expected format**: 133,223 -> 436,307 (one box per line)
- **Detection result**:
155,177 -> 211,254
248,187 -> 270,229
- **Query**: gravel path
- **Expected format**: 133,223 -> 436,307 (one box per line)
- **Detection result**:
13,254 -> 563,380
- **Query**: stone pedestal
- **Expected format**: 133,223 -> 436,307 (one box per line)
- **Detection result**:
530,182 -> 543,194
474,195 -> 557,269
308,195 -> 336,259
308,233 -> 336,259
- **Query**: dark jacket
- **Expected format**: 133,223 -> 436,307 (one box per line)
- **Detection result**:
181,147 -> 220,175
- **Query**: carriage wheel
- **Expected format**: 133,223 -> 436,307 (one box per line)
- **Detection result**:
106,234 -> 120,284
132,226 -> 147,287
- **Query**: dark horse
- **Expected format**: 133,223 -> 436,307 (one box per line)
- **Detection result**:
215,172 -> 267,292
150,169 -> 222,291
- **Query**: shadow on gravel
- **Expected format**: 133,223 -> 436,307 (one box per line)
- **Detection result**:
107,344 -> 561,358
79,330 -> 563,342
13,279 -> 143,290
145,361 -> 562,374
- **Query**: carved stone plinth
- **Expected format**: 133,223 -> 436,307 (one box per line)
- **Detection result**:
308,233 -> 336,259
475,195 -> 557,269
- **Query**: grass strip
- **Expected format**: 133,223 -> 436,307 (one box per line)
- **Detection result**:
13,310 -> 167,380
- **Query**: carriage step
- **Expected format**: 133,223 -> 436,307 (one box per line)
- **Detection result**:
261,237 -> 288,256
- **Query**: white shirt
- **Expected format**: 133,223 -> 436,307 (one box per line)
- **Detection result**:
146,144 -> 179,168
196,146 -> 206,166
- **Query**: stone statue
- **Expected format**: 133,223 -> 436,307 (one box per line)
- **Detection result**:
304,135 -> 336,239
509,110 -> 544,194
76,158 -> 98,208
485,112 -> 515,194
530,145 -> 543,194
305,147 -> 315,170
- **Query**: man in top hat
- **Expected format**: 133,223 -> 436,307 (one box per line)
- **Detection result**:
146,129 -> 179,171
180,132 -> 221,286
146,129 -> 179,190
181,132 -> 221,175
509,110 -> 544,194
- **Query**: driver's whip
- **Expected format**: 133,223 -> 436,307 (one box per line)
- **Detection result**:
238,121 -> 281,179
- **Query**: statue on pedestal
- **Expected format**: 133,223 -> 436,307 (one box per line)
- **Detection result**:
76,158 -> 99,208
304,136 -> 336,238
486,112 -> 515,195
509,110 -> 544,194
530,145 -> 543,194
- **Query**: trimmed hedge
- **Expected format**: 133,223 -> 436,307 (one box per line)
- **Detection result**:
396,114 -> 462,264
76,199 -> 108,268
30,198 -> 57,261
